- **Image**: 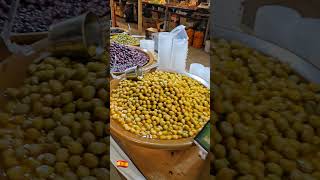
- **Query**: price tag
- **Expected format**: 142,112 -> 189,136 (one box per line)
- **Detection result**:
194,122 -> 210,160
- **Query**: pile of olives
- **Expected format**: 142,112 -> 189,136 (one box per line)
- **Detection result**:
110,42 -> 149,72
110,28 -> 126,35
0,53 -> 110,179
111,71 -> 210,140
110,34 -> 140,46
0,0 -> 110,33
210,39 -> 320,179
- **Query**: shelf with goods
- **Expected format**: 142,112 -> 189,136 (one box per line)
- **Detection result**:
164,1 -> 210,48
142,0 -> 166,6
142,0 -> 210,48
111,0 -> 210,49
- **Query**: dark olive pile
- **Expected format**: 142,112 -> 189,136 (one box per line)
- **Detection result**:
110,42 -> 149,72
0,0 -> 10,26
111,28 -> 125,34
0,0 -> 110,33
0,52 -> 110,179
211,39 -> 320,179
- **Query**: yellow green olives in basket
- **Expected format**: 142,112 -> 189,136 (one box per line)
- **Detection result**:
210,38 -> 320,179
0,51 -> 110,179
111,71 -> 210,140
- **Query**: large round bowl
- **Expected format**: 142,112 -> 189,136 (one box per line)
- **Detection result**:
111,45 -> 156,75
110,70 -> 210,150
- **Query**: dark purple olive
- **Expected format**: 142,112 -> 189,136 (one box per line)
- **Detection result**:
0,0 -> 110,32
110,42 -> 149,72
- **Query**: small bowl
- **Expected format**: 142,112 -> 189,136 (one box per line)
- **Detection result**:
110,70 -> 210,150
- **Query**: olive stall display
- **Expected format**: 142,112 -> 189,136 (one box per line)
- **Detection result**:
210,39 -> 320,179
110,42 -> 149,73
0,51 -> 110,179
111,71 -> 210,140
111,34 -> 140,46
0,0 -> 110,33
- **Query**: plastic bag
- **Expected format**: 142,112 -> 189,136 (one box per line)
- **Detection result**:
169,25 -> 188,72
170,25 -> 189,40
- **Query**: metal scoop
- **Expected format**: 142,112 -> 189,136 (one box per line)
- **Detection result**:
48,12 -> 105,58
111,63 -> 158,81
1,0 -> 34,56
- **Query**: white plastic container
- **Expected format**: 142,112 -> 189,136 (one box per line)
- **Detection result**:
157,25 -> 189,71
203,67 -> 210,82
170,38 -> 188,72
158,32 -> 173,70
189,63 -> 205,77
140,39 -> 155,52
189,63 -> 210,83
169,25 -> 189,72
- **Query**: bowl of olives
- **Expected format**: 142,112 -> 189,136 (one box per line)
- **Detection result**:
110,43 -> 156,75
110,70 -> 210,150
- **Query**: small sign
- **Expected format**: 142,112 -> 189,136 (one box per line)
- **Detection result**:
116,160 -> 129,168
194,122 -> 210,160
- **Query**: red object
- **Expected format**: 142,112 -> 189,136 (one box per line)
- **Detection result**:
187,28 -> 194,46
192,31 -> 204,48
116,160 -> 129,168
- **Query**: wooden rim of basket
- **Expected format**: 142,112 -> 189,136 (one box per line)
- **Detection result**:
111,45 -> 156,75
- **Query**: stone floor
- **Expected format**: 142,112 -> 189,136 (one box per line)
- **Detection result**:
187,46 -> 210,69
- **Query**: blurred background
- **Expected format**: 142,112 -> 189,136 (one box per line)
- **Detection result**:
213,0 -> 320,69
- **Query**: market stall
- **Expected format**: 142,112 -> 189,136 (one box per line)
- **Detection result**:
0,1 -> 212,180
109,24 -> 211,179
110,0 -> 210,47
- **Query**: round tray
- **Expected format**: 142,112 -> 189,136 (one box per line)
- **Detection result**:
110,70 -> 210,150
111,45 -> 156,75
